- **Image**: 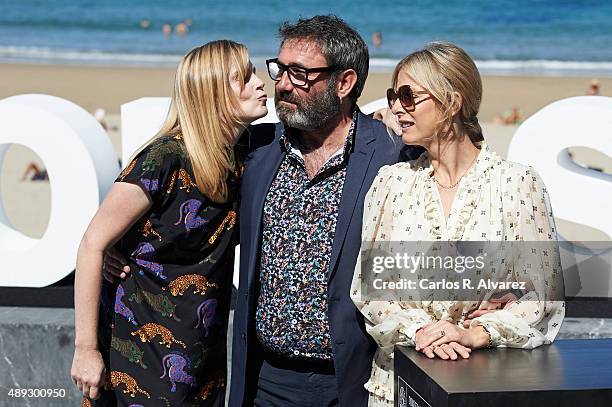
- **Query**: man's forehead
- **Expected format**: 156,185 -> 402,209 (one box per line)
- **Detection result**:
278,39 -> 326,66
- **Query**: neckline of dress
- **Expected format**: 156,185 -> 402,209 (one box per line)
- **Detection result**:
421,143 -> 495,240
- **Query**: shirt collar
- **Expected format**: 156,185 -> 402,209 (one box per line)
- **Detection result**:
279,108 -> 358,162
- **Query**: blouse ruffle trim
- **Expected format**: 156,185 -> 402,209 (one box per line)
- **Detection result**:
364,362 -> 395,402
421,143 -> 501,241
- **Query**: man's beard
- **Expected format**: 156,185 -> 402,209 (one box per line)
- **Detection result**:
275,78 -> 341,131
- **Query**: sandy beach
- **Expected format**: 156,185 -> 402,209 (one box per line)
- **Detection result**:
0,63 -> 610,241
2,63 -> 611,120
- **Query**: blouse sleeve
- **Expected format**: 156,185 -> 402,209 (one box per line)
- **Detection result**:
116,138 -> 183,206
351,165 -> 434,351
471,167 -> 565,348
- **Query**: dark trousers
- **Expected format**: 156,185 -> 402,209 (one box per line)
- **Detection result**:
253,351 -> 339,407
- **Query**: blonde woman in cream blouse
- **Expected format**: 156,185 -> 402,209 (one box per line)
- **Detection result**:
351,42 -> 565,406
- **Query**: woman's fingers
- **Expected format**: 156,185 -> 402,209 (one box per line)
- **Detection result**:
88,385 -> 100,400
81,382 -> 90,398
433,346 -> 449,360
466,309 -> 497,319
427,322 -> 464,348
467,302 -> 501,319
430,335 -> 455,348
466,293 -> 520,319
489,293 -> 519,308
422,320 -> 445,333
416,328 -> 448,350
418,321 -> 446,341
418,323 -> 433,332
421,343 -> 467,361
489,293 -> 517,302
77,375 -> 103,400
441,344 -> 458,360
417,321 -> 476,350
71,350 -> 106,400
421,343 -> 471,360
449,342 -> 471,359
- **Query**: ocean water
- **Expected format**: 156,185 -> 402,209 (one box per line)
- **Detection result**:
1,0 -> 612,75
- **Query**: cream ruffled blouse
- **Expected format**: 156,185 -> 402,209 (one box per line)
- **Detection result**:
351,143 -> 565,404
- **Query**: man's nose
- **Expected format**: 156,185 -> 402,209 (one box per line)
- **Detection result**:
276,69 -> 294,92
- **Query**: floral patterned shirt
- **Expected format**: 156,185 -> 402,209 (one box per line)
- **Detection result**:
255,113 -> 357,360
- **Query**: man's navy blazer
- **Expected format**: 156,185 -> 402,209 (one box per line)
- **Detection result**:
229,111 -> 414,406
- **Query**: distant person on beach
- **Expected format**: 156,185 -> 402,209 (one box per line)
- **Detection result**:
162,23 -> 172,37
139,19 -> 150,29
494,106 -> 522,125
372,31 -> 382,48
20,162 -> 48,181
71,40 -> 268,406
94,108 -> 108,131
175,22 -> 189,36
353,42 -> 565,406
587,79 -> 600,95
184,18 -> 193,26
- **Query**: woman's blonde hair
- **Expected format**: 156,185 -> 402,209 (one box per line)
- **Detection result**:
392,42 -> 483,142
153,40 -> 250,203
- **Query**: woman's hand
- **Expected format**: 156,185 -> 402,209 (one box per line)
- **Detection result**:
462,293 -> 518,328
415,320 -> 468,350
415,320 -> 491,350
72,182 -> 149,401
372,107 -> 402,135
420,342 -> 471,360
71,346 -> 106,400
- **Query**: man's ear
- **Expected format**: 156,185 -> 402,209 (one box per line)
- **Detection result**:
337,69 -> 358,99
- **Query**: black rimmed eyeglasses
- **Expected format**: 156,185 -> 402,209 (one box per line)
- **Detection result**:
266,58 -> 339,87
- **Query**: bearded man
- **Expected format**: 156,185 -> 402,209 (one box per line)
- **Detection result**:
229,15 -> 416,407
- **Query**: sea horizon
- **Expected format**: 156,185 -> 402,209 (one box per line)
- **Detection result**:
2,46 -> 612,77
2,0 -> 612,76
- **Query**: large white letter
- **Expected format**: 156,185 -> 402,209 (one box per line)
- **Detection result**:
508,96 -> 612,238
0,94 -> 119,287
508,96 -> 612,297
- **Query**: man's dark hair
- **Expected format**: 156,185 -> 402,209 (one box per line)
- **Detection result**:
278,15 -> 369,105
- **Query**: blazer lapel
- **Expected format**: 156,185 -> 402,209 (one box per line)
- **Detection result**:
244,129 -> 285,290
327,112 -> 377,280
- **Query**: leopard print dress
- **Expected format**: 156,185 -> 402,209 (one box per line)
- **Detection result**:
91,135 -> 238,407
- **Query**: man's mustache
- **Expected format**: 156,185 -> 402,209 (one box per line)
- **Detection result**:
276,91 -> 301,105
